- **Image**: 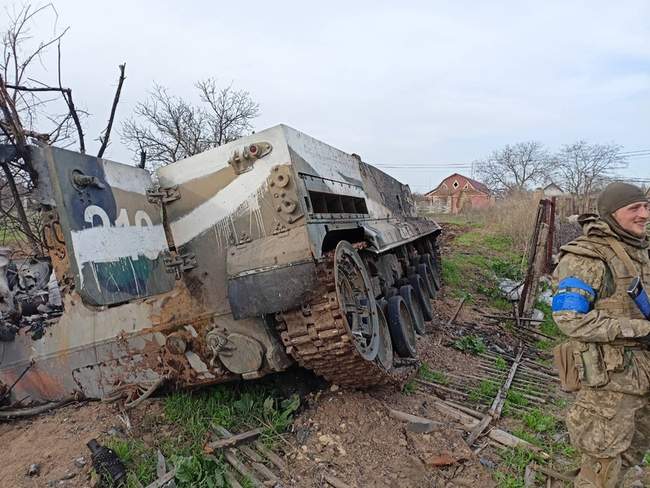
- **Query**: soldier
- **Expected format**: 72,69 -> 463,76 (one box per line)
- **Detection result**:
552,182 -> 650,487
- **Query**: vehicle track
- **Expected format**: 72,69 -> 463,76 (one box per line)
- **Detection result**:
278,250 -> 417,388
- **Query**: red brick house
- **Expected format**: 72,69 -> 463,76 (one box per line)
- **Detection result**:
424,173 -> 492,214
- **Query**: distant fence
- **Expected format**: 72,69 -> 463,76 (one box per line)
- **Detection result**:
554,195 -> 598,220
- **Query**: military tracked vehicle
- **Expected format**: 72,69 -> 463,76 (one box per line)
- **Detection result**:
0,125 -> 441,403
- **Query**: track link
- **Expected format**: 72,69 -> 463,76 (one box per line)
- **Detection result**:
277,252 -> 416,388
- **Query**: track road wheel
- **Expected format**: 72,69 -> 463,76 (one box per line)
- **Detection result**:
277,242 -> 420,388
375,302 -> 394,371
423,252 -> 441,290
399,284 -> 425,335
334,241 -> 380,361
417,262 -> 436,299
409,273 -> 434,322
386,295 -> 417,358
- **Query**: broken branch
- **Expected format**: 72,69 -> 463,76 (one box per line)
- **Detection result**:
97,63 -> 126,158
57,41 -> 84,153
207,427 -> 263,450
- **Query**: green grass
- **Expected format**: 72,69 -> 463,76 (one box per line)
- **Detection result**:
442,258 -> 462,287
536,301 -> 563,338
454,230 -> 485,247
494,356 -> 508,371
453,334 -> 487,355
490,257 -> 523,280
535,339 -> 553,350
469,379 -> 499,402
492,445 -> 551,488
403,380 -> 417,395
511,428 -> 543,448
105,438 -> 158,487
494,471 -> 525,488
441,230 -> 523,313
418,363 -> 449,385
553,397 -> 569,409
506,390 -> 529,407
105,384 -> 300,487
521,408 -> 557,433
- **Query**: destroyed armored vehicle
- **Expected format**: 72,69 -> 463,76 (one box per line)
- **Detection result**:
0,125 -> 441,403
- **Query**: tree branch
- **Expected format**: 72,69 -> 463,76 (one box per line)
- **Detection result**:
97,63 -> 126,158
57,41 -> 84,153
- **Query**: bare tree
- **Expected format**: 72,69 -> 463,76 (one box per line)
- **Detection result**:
197,79 -> 259,146
475,141 -> 552,193
122,80 -> 259,168
554,141 -> 627,211
0,4 -> 126,253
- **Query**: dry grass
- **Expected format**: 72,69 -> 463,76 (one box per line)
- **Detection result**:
464,194 -> 539,253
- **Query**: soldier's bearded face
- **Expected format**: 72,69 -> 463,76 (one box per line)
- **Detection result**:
613,201 -> 650,237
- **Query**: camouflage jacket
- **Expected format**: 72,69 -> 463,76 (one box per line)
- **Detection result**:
553,218 -> 650,343
553,218 -> 650,394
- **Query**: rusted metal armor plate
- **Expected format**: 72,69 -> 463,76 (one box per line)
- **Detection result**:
36,145 -> 174,305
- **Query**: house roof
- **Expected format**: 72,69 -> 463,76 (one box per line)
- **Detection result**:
543,182 -> 564,191
426,173 -> 490,195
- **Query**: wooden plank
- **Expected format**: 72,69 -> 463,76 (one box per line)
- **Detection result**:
224,450 -> 264,488
466,347 -> 524,446
240,445 -> 263,463
387,407 -> 445,433
251,462 -> 280,483
414,378 -> 469,398
446,296 -> 467,327
207,428 -> 263,450
524,463 -> 536,487
532,463 -> 576,483
156,450 -> 166,479
254,441 -> 287,472
143,469 -> 177,488
431,400 -> 549,459
224,469 -> 244,488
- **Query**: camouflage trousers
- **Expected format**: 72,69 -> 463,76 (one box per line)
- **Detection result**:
567,387 -> 650,487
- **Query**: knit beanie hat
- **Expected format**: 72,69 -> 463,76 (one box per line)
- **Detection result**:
597,182 -> 648,247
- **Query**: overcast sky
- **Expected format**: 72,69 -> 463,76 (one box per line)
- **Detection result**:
7,0 -> 650,192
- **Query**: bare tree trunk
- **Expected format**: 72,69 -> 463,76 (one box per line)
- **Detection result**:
0,163 -> 39,253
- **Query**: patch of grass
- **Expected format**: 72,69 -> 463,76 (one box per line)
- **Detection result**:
418,363 -> 449,385
453,334 -> 487,355
499,447 -> 543,487
554,442 -> 577,459
482,234 -> 514,253
172,454 -> 226,487
490,296 -> 513,311
442,259 -> 462,287
506,390 -> 529,407
403,380 -> 417,395
105,438 -> 157,487
494,471 -> 524,488
536,301 -> 563,338
494,356 -> 508,371
108,384 -> 300,487
511,428 -> 543,448
553,397 -> 569,409
643,452 -> 649,465
522,408 -> 557,433
490,257 -> 523,280
536,339 -> 553,350
469,379 -> 499,402
454,230 -> 484,247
